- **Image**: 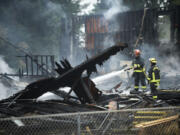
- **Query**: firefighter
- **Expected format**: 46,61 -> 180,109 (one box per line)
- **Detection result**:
148,58 -> 160,99
131,49 -> 146,93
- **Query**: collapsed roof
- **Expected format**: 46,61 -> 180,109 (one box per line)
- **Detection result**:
0,42 -> 128,117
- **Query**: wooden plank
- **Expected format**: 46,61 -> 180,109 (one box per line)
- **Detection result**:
41,56 -> 43,75
31,56 -> 33,75
135,115 -> 179,128
134,116 -> 164,119
25,55 -> 28,75
85,126 -> 93,135
46,56 -> 48,72
51,56 -> 55,70
36,56 -> 39,75
136,111 -> 167,114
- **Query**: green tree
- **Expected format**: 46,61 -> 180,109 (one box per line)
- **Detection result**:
172,0 -> 180,5
0,0 -> 82,70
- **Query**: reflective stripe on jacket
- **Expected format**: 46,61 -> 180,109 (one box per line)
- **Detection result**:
132,56 -> 145,73
148,65 -> 160,83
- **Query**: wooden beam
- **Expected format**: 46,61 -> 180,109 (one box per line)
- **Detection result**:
85,126 -> 93,135
135,115 -> 179,128
25,55 -> 28,76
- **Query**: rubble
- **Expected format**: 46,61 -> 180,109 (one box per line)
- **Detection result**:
0,42 -> 180,119
0,42 -> 128,117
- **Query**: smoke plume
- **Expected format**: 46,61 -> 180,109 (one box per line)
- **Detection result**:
0,56 -> 14,74
104,0 -> 129,20
0,56 -> 14,99
0,0 -> 69,68
141,43 -> 180,76
97,0 -> 129,72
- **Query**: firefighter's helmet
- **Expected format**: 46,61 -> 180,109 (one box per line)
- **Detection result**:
134,49 -> 141,56
149,58 -> 157,63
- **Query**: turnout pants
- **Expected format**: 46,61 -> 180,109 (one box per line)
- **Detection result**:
150,82 -> 159,99
134,72 -> 146,91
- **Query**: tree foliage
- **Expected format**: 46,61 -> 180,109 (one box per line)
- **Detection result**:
0,0 -> 82,70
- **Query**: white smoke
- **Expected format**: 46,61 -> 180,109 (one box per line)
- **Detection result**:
0,83 -> 9,99
141,44 -> 180,76
104,0 -> 129,20
0,56 -> 27,100
0,56 -> 15,99
64,0 -> 129,70
0,56 -> 14,74
45,1 -> 66,23
78,0 -> 97,15
44,1 -> 66,60
161,56 -> 180,76
96,0 -> 130,72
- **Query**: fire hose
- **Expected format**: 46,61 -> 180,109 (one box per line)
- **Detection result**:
124,67 -> 150,82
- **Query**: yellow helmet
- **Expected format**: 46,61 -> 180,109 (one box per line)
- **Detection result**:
149,58 -> 157,63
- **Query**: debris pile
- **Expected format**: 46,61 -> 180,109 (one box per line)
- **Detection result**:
0,42 -> 180,118
0,42 -> 127,117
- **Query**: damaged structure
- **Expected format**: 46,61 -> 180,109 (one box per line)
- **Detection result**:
0,42 -> 129,117
0,1 -> 180,135
0,41 -> 180,119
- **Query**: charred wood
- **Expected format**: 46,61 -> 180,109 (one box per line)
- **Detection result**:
0,42 -> 127,104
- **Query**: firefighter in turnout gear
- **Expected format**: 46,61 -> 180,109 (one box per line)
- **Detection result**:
131,49 -> 146,93
148,58 -> 160,99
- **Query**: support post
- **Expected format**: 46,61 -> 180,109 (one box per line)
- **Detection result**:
25,55 -> 28,76
31,56 -> 33,75
41,56 -> 43,75
36,56 -> 39,75
77,114 -> 81,135
46,56 -> 48,72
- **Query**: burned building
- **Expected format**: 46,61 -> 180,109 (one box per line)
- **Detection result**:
60,0 -> 180,60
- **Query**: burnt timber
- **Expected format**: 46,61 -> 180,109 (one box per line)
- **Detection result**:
0,42 -> 127,117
